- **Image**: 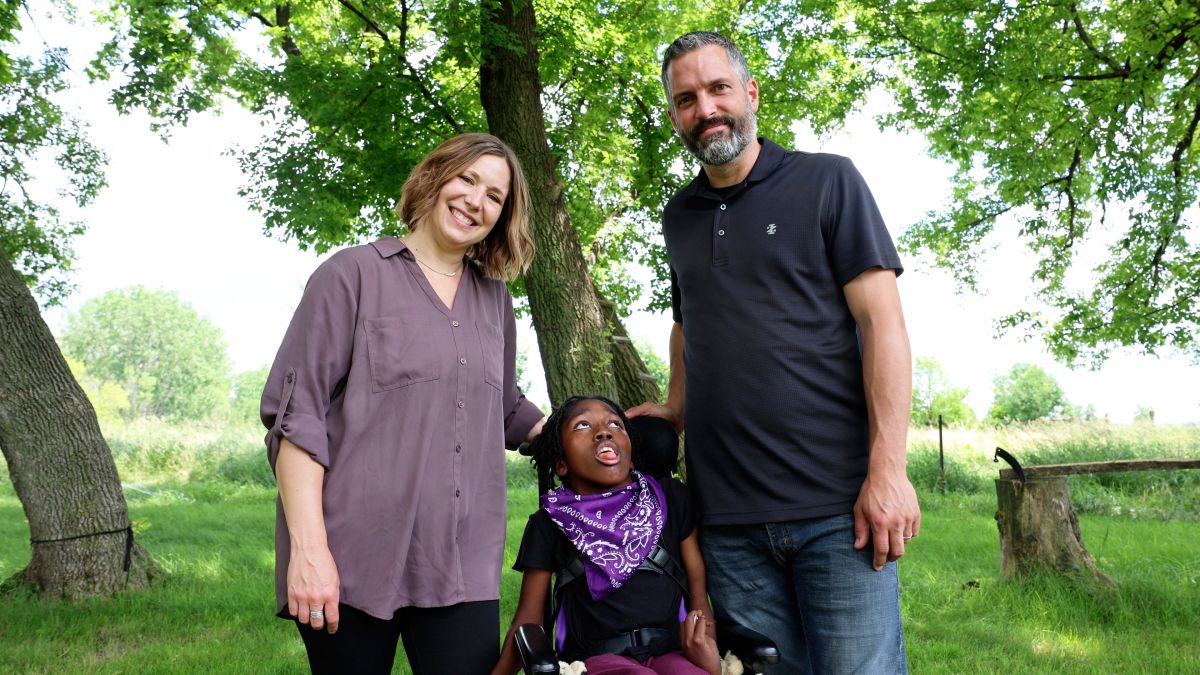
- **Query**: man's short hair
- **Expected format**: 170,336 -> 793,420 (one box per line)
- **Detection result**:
660,31 -> 751,101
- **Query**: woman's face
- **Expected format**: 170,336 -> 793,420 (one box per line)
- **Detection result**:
427,153 -> 511,254
555,399 -> 634,495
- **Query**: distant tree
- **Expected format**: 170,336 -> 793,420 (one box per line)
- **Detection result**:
988,363 -> 1068,424
64,357 -> 129,425
910,356 -> 975,426
60,287 -> 232,420
634,338 -> 670,403
1062,402 -> 1098,422
1134,406 -> 1155,424
229,365 -> 269,425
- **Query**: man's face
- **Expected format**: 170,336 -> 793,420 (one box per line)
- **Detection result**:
665,44 -> 759,166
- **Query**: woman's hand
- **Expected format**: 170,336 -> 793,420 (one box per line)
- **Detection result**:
288,542 -> 340,633
681,609 -> 721,675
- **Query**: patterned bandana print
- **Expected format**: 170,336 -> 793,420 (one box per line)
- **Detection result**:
541,470 -> 667,600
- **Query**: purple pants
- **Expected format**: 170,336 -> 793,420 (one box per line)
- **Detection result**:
583,650 -> 709,674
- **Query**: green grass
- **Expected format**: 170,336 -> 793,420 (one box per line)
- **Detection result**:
1,420 -> 1198,672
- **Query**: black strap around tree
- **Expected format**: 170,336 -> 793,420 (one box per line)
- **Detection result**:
30,524 -> 136,583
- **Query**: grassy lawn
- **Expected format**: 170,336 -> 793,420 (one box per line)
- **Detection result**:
1,420 -> 1198,673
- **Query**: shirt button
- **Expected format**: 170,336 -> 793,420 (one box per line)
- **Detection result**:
455,489 -> 461,498
457,401 -> 465,408
456,445 -> 462,454
717,229 -> 725,236
459,357 -> 467,365
451,320 -> 460,327
719,203 -> 727,210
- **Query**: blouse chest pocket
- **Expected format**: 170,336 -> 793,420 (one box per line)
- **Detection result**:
365,317 -> 442,393
475,320 -> 504,391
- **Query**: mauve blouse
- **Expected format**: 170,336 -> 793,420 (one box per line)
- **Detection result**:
261,236 -> 543,619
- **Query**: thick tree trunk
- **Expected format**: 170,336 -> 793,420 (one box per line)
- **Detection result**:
478,0 -> 657,408
994,478 -> 1112,585
0,252 -> 163,598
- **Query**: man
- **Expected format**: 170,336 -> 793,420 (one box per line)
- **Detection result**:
628,31 -> 920,673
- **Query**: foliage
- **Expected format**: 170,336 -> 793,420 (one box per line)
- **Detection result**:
64,356 -> 129,424
0,1 -> 107,303
911,356 -> 975,426
858,1 -> 1200,364
59,286 -> 232,420
988,363 -> 1068,423
229,364 -> 268,425
634,337 -> 669,401
1134,405 -> 1156,424
89,1 -> 874,317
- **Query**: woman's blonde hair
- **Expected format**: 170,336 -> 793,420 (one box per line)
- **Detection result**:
397,133 -> 535,281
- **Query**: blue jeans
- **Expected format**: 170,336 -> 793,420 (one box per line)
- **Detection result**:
701,514 -> 907,674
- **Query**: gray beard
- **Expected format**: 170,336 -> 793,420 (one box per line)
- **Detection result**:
690,107 -> 757,166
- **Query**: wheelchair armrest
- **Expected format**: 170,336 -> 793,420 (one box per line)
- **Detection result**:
515,624 -> 560,674
716,620 -> 780,670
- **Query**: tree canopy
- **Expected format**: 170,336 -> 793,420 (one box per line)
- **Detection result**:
988,363 -> 1068,424
84,1 -> 1199,369
1,0 -> 106,304
859,1 -> 1200,365
60,286 -> 232,420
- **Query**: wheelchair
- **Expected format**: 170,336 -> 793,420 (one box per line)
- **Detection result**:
514,414 -> 780,674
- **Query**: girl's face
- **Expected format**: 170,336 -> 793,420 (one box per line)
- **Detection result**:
554,399 -> 634,495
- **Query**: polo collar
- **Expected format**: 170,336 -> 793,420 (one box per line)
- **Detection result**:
681,137 -> 787,200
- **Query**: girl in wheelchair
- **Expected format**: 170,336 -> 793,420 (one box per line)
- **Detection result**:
492,395 -> 721,675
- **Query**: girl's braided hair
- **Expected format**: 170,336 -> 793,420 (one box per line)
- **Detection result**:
528,395 -> 637,493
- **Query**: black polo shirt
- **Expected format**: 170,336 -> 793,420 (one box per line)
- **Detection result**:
664,138 -> 902,525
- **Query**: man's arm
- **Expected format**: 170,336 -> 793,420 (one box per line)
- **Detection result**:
843,267 -> 920,571
627,321 -> 685,431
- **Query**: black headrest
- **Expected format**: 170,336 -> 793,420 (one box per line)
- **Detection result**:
629,415 -> 680,480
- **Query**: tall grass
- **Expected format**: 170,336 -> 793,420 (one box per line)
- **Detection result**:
906,421 -> 1200,518
1,419 -> 1198,672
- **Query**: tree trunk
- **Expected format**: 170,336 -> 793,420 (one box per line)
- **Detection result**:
0,252 -> 163,598
994,478 -> 1112,585
478,0 -> 657,409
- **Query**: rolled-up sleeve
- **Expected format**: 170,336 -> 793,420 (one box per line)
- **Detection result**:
261,256 -> 358,470
500,291 -> 543,448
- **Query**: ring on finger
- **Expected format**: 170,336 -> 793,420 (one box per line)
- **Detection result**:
310,609 -> 325,620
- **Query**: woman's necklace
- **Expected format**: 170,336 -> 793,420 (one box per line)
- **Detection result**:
413,254 -> 461,277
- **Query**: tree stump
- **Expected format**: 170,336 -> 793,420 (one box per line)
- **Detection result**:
994,477 -> 1113,585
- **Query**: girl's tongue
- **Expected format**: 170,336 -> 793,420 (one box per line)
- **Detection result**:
596,444 -> 621,466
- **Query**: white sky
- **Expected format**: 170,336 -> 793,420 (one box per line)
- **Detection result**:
20,6 -> 1200,425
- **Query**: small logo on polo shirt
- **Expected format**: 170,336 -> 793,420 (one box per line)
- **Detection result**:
766,223 -> 777,235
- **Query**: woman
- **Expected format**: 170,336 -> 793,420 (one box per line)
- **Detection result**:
261,133 -> 545,674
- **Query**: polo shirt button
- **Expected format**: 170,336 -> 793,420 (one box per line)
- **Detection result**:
719,204 -> 727,210
459,357 -> 467,365
456,445 -> 462,453
455,489 -> 461,498
457,401 -> 465,408
717,229 -> 725,236
451,320 -> 460,327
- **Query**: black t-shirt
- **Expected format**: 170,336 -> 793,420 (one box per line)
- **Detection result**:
514,478 -> 696,662
665,138 -> 903,526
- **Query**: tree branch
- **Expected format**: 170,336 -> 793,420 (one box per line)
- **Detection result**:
1153,18 -> 1200,71
249,12 -> 274,28
1069,3 -> 1120,70
338,0 -> 389,41
275,5 -> 300,57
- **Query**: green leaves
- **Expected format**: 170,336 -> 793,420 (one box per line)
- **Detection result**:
988,363 -> 1068,424
59,286 -> 233,421
869,0 -> 1200,363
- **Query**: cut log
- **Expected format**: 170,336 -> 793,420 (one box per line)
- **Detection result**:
994,477 -> 1113,585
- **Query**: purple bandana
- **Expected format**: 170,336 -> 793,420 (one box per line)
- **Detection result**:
541,470 -> 667,600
